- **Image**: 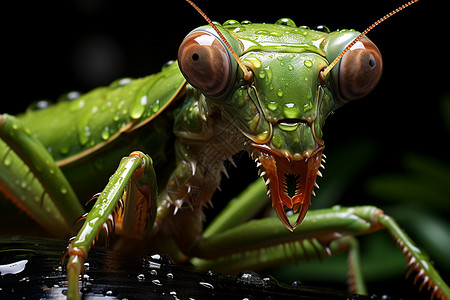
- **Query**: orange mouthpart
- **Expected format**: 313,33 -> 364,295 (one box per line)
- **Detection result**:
253,144 -> 323,231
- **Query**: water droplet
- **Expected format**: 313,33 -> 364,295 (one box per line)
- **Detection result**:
3,156 -> 11,167
255,30 -> 269,35
262,275 -> 280,288
241,20 -> 252,25
152,99 -> 160,113
162,60 -> 175,70
60,187 -> 68,195
244,57 -> 261,69
288,65 -> 294,71
110,78 -> 132,89
101,126 -> 110,140
223,19 -> 239,26
26,100 -> 53,113
268,101 -> 278,111
58,91 -> 82,103
137,274 -> 145,281
264,66 -> 272,85
278,122 -> 300,132
303,102 -> 313,112
277,89 -> 283,97
150,269 -> 157,276
166,272 -> 174,279
78,125 -> 91,146
152,279 -> 163,286
275,18 -> 297,27
59,140 -> 71,156
140,95 -> 148,106
237,271 -> 264,287
199,282 -> 214,289
283,103 -> 300,119
258,71 -> 266,79
0,260 -> 28,275
304,60 -> 313,68
314,25 -> 330,33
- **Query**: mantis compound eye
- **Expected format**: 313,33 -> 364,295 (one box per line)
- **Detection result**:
178,30 -> 233,96
338,37 -> 383,101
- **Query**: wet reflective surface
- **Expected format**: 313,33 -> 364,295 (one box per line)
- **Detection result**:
0,236 -> 383,299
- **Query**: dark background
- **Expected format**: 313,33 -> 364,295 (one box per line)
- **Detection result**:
2,0 -> 449,299
2,0 -> 446,159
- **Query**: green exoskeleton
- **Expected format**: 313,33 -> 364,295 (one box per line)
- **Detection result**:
0,0 -> 448,299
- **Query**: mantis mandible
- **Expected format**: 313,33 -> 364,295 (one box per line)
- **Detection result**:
0,0 -> 448,299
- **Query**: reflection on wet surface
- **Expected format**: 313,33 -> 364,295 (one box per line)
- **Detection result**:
0,236 -> 381,299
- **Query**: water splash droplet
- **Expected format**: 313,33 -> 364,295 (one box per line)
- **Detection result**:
0,260 -> 28,275
199,281 -> 214,289
137,274 -> 145,281
237,271 -> 264,287
152,279 -> 163,286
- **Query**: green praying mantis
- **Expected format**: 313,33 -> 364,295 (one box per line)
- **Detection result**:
1,0 -> 448,299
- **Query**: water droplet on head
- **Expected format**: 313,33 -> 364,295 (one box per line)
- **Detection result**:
162,60 -> 175,70
304,60 -> 313,68
26,100 -> 53,113
223,20 -> 240,26
58,91 -> 82,103
244,57 -> 261,69
314,25 -> 330,33
275,18 -> 297,27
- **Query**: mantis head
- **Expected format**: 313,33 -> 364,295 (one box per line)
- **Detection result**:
179,0 -> 418,231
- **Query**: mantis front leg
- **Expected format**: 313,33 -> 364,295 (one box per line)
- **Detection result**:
0,114 -> 83,237
64,151 -> 158,300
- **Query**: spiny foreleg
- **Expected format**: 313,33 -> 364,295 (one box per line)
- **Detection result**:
62,151 -> 157,300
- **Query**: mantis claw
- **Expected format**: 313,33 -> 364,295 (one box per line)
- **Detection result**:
252,144 -> 323,231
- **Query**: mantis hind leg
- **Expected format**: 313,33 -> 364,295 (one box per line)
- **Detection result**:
64,151 -> 158,300
190,193 -> 450,299
0,114 -> 83,238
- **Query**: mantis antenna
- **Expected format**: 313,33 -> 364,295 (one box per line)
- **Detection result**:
321,0 -> 421,79
184,0 -> 253,82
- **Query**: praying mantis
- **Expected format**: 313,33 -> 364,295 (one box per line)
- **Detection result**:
0,0 -> 445,295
